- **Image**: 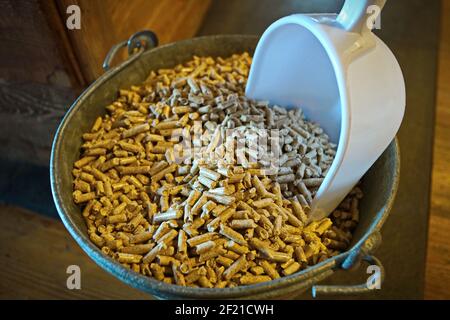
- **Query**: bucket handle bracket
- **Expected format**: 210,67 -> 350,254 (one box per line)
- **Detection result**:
311,231 -> 385,297
312,254 -> 385,297
103,30 -> 158,71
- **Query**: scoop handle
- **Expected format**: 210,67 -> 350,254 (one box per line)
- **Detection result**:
336,0 -> 386,34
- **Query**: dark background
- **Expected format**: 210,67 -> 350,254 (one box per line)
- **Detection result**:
0,0 -> 441,299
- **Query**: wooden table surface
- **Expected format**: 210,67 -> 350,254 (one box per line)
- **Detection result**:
0,205 -> 149,299
425,0 -> 450,300
0,1 -> 449,300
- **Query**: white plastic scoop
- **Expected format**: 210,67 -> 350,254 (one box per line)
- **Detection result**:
246,0 -> 405,221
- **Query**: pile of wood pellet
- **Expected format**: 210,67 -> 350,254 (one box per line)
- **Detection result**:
72,53 -> 361,288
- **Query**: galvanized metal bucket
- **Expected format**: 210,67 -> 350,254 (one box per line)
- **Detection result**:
50,33 -> 400,299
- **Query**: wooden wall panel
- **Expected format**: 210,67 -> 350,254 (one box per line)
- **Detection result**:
0,0 -> 211,165
0,0 -> 76,86
57,0 -> 211,83
0,0 -> 78,165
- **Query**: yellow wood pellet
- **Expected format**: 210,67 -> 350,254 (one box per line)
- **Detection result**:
73,190 -> 96,204
120,243 -> 154,255
240,274 -> 272,285
223,255 -> 247,280
116,252 -> 142,264
74,156 -> 96,169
